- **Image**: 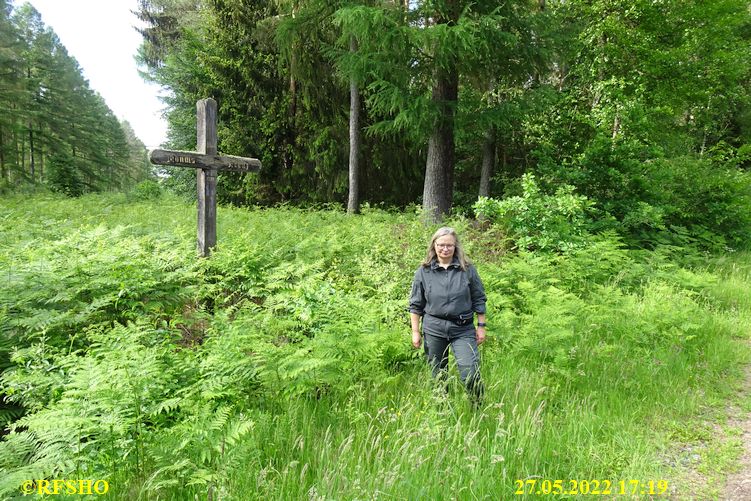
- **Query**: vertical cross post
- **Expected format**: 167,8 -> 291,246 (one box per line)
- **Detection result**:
197,98 -> 217,257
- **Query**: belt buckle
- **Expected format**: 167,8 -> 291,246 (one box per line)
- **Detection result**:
455,316 -> 471,326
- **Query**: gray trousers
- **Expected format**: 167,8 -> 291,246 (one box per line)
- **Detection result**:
422,316 -> 484,404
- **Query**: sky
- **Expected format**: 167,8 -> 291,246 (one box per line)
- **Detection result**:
19,0 -> 169,149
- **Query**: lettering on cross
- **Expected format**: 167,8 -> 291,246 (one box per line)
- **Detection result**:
168,155 -> 196,165
149,98 -> 261,256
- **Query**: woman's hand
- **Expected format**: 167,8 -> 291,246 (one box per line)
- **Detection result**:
412,331 -> 422,349
476,326 -> 486,345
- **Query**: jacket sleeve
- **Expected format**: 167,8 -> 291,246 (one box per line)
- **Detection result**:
468,265 -> 487,314
408,267 -> 426,315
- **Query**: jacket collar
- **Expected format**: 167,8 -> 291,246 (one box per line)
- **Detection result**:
431,256 -> 461,270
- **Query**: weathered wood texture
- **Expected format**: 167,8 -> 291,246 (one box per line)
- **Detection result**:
197,98 -> 217,257
149,150 -> 262,171
148,98 -> 261,257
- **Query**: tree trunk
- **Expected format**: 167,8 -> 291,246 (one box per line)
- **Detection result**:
288,0 -> 299,121
39,140 -> 44,180
347,36 -> 361,215
12,125 -> 18,183
19,130 -> 25,176
0,127 -> 5,181
289,62 -> 297,119
612,113 -> 621,139
479,126 -> 495,198
423,69 -> 458,222
422,0 -> 460,223
282,0 -> 300,182
28,125 -> 35,181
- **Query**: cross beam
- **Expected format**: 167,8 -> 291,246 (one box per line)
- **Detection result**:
149,98 -> 261,257
149,150 -> 261,172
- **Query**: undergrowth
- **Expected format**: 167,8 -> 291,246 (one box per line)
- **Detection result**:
0,193 -> 749,499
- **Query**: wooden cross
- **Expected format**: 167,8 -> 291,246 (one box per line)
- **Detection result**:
149,98 -> 261,257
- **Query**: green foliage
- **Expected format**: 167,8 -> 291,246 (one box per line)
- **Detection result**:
1,223 -> 197,351
638,157 -> 751,248
130,179 -> 163,201
46,150 -> 84,197
474,173 -> 594,252
536,136 -> 751,249
129,0 -> 751,255
538,135 -> 658,229
1,194 -> 750,499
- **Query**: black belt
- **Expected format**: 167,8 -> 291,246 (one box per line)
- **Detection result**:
426,312 -> 474,326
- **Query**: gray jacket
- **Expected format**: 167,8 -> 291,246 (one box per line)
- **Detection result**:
408,257 -> 486,319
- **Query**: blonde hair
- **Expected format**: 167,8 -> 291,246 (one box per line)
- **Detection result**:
421,227 -> 471,271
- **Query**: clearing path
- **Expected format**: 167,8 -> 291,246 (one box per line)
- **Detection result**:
722,362 -> 751,500
668,337 -> 751,500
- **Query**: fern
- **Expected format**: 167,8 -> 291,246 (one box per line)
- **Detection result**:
2,193 -> 750,499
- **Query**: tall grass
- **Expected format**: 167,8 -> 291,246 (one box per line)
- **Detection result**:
0,193 -> 749,499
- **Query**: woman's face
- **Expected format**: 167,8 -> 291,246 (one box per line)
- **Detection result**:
434,234 -> 456,261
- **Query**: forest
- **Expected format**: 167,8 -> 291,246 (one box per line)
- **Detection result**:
2,0 -> 751,499
132,0 -> 751,232
0,0 -> 151,195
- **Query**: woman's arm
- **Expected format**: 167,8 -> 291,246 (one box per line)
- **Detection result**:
408,268 -> 426,348
470,266 -> 487,345
476,312 -> 486,345
410,312 -> 422,348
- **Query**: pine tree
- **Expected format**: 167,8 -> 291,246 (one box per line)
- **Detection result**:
1,2 -> 150,193
0,0 -> 23,183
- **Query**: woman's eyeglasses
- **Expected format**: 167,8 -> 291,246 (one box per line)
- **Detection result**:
436,243 -> 455,249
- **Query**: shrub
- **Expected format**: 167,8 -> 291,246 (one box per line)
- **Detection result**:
46,150 -> 84,197
537,136 -> 751,249
541,136 -> 652,213
473,173 -> 594,252
641,157 -> 751,249
131,179 -> 163,200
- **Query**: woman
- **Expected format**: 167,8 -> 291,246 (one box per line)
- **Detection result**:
408,227 -> 487,406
